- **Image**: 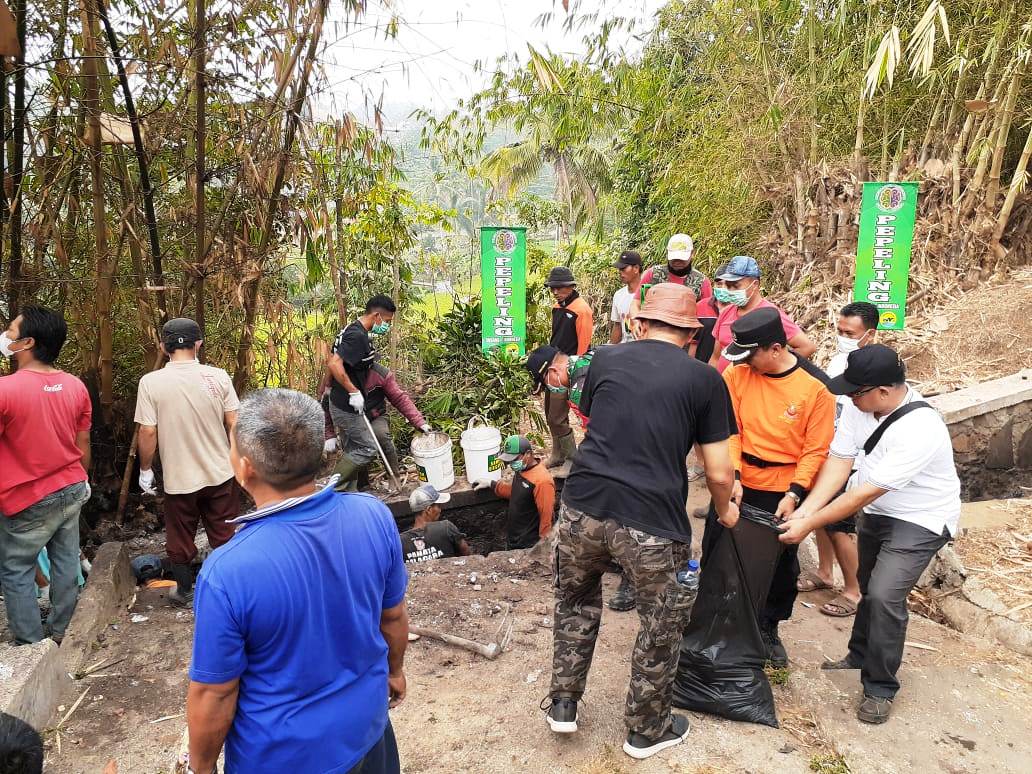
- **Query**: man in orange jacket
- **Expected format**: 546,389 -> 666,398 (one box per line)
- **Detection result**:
543,266 -> 593,468
705,306 -> 835,668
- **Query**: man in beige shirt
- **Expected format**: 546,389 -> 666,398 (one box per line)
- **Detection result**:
134,318 -> 240,606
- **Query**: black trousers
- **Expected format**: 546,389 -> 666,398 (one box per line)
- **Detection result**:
848,514 -> 949,699
348,720 -> 400,774
702,487 -> 799,628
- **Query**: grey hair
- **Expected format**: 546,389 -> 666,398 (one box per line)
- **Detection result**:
234,388 -> 324,488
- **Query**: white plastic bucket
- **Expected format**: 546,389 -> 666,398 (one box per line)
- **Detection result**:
410,432 -> 455,490
460,417 -> 502,484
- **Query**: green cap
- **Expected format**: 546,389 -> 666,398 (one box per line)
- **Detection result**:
498,434 -> 532,462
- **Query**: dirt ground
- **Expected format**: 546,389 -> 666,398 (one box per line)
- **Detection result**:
42,485 -> 1032,774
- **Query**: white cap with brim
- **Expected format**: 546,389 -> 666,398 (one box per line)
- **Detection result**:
666,233 -> 694,263
408,484 -> 451,513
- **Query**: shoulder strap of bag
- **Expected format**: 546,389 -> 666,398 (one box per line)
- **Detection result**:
862,400 -> 932,455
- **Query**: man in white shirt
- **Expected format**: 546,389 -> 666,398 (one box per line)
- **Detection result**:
609,251 -> 642,344
798,302 -> 879,617
779,344 -> 959,725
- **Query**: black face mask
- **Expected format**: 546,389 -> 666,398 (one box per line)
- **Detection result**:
667,262 -> 691,277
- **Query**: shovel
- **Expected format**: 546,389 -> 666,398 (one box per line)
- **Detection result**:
362,412 -> 402,491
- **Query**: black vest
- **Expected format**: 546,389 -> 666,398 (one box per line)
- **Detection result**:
550,292 -> 583,356
506,472 -> 541,550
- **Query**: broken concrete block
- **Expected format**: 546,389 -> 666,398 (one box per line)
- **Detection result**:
0,639 -> 71,730
1018,427 -> 1032,469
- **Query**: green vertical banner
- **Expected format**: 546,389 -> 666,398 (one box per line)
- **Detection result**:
853,182 -> 920,330
480,226 -> 527,355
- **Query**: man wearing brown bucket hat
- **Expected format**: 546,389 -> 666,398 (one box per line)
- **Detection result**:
547,283 -> 737,760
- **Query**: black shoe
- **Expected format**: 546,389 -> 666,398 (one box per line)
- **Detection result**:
544,697 -> 578,734
169,588 -> 194,608
623,714 -> 690,760
169,563 -> 195,608
857,694 -> 892,724
761,624 -> 788,668
608,576 -> 636,612
821,656 -> 861,670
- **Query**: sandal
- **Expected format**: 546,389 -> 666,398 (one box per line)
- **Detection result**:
796,572 -> 833,592
820,595 -> 858,617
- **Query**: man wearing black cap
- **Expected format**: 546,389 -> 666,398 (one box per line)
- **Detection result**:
610,251 -> 643,344
713,306 -> 836,667
779,344 -> 959,724
135,318 -> 241,606
543,266 -> 594,468
547,283 -> 736,760
525,344 -> 595,428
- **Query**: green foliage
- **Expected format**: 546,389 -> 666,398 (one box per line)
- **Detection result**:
809,753 -> 851,774
393,300 -> 544,469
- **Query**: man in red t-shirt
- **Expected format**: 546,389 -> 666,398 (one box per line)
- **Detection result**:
640,234 -> 713,306
0,307 -> 92,645
708,255 -> 816,373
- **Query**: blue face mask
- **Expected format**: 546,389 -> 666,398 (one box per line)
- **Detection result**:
713,287 -> 733,304
509,459 -> 526,473
371,320 -> 391,336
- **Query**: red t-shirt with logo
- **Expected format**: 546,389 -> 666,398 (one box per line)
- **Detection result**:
0,369 -> 92,516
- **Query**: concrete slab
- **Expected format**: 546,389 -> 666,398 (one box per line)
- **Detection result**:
929,370 -> 1032,424
0,639 -> 71,730
59,541 -> 135,674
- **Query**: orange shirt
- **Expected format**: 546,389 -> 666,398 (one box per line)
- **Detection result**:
722,359 -> 835,493
494,461 -> 555,538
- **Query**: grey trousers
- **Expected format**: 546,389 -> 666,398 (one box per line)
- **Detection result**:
329,404 -> 400,472
848,513 -> 949,699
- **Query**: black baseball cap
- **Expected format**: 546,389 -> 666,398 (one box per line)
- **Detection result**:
162,317 -> 202,348
544,266 -> 577,287
827,344 -> 906,395
722,307 -> 786,362
525,345 -> 560,389
613,250 -> 642,269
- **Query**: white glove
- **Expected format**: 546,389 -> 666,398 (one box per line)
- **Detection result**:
348,392 -> 365,412
139,468 -> 157,495
420,423 -> 432,433
323,437 -> 338,454
471,479 -> 494,491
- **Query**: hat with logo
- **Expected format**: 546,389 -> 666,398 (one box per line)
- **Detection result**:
408,484 -> 451,513
498,434 -> 533,462
633,283 -> 701,329
525,345 -> 560,390
544,266 -> 577,287
613,250 -> 642,269
716,255 -> 761,281
162,317 -> 202,348
722,307 -> 786,362
826,344 -> 907,395
666,234 -> 695,262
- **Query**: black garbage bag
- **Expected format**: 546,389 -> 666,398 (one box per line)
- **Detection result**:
672,504 -> 785,727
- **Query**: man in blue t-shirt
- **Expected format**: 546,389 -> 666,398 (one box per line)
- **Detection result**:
186,389 -> 409,774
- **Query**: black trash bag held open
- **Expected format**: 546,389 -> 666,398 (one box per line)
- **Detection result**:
672,504 -> 785,727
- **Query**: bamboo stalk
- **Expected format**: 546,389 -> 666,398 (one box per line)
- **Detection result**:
192,0 -> 207,345
7,0 -> 25,316
986,59 -> 1024,204
990,124 -> 1032,256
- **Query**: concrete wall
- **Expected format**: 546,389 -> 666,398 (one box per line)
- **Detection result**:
928,370 -> 1032,499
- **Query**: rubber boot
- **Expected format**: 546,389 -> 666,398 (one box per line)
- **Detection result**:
169,563 -> 194,608
333,453 -> 363,492
761,622 -> 789,668
608,574 -> 636,612
546,432 -> 577,469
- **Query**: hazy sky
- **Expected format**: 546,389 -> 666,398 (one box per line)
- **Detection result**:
314,0 -> 665,123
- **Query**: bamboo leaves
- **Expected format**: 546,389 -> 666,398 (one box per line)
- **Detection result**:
906,0 -> 951,78
864,25 -> 901,99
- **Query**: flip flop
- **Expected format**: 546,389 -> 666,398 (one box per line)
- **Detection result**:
796,572 -> 833,592
820,595 -> 858,617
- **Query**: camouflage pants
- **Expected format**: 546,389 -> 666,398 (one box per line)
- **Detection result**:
551,502 -> 694,739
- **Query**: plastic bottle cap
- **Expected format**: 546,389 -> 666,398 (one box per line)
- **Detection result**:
687,560 -> 700,571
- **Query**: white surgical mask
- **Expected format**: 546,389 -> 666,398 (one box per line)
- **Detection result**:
836,330 -> 870,354
0,332 -> 22,358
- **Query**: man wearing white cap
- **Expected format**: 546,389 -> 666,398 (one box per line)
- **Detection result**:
400,485 -> 470,563
641,234 -> 713,305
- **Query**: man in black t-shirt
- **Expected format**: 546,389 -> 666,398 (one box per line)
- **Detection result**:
327,295 -> 396,490
400,485 -> 471,563
546,284 -> 737,761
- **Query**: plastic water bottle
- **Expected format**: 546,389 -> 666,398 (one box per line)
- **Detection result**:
676,559 -> 701,600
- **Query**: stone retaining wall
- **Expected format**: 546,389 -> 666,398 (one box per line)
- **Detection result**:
929,370 -> 1032,499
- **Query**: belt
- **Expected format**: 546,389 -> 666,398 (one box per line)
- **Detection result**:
742,451 -> 793,469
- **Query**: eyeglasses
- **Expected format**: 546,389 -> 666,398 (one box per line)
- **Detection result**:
848,385 -> 878,398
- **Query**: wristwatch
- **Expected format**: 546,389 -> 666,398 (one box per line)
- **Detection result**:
784,490 -> 802,505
